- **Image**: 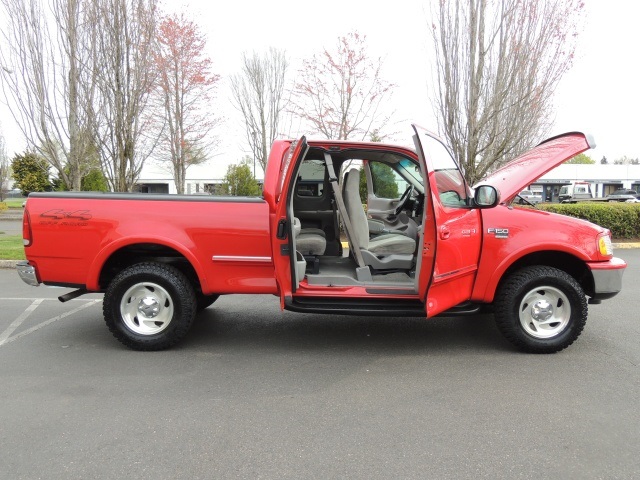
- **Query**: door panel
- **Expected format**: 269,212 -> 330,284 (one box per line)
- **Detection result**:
271,137 -> 309,306
413,125 -> 482,317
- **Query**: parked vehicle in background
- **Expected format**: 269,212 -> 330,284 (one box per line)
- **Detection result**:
517,189 -> 542,204
606,189 -> 640,202
559,181 -> 593,203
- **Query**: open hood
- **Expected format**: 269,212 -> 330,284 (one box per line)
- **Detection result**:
479,132 -> 595,202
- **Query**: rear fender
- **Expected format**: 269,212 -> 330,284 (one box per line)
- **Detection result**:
86,236 -> 207,292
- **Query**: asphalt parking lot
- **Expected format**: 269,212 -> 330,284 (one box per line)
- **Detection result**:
0,250 -> 639,479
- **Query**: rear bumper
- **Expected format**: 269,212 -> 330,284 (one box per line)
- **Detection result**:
16,261 -> 40,287
587,257 -> 626,300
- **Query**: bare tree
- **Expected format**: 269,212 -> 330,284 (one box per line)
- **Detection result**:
0,126 -> 10,200
430,0 -> 584,184
0,0 -> 95,191
289,32 -> 395,141
152,13 -> 220,194
88,0 -> 159,192
230,48 -> 288,176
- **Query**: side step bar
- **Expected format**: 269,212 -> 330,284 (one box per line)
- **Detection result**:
434,301 -> 485,317
285,297 -> 486,318
285,296 -> 425,317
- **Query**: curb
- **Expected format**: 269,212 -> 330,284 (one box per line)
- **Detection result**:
0,213 -> 25,221
0,260 -> 21,269
611,242 -> 640,249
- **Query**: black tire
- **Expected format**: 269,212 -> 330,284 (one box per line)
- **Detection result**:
494,266 -> 587,353
196,293 -> 219,312
103,262 -> 197,351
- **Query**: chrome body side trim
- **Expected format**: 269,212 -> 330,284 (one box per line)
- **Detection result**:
212,255 -> 272,264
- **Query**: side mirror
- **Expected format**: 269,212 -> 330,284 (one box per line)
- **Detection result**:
474,185 -> 500,208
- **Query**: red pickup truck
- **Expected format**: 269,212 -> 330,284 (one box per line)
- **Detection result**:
17,126 -> 626,353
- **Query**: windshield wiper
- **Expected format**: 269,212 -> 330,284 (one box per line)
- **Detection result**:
515,194 -> 537,208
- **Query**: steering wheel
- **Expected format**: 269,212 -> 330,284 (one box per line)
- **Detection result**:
394,186 -> 414,215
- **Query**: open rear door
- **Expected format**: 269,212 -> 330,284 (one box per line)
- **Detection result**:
412,125 -> 483,317
270,137 -> 309,308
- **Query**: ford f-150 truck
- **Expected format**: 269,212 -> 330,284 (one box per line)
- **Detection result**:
17,126 -> 626,353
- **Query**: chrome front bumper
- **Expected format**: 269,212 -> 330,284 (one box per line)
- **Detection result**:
16,261 -> 40,286
588,257 -> 626,300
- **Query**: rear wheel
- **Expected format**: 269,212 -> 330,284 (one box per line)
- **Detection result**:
103,262 -> 197,351
494,266 -> 587,353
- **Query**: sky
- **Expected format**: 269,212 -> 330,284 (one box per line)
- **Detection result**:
1,0 -> 639,179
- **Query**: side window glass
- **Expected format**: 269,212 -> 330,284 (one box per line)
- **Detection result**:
296,159 -> 325,197
370,162 -> 405,199
422,136 -> 468,208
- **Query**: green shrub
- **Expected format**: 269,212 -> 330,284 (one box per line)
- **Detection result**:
0,202 -> 7,212
537,203 -> 640,238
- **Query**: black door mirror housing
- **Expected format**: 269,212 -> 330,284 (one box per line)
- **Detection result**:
474,185 -> 500,208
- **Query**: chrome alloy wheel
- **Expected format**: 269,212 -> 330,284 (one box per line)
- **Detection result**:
119,282 -> 174,335
519,286 -> 571,339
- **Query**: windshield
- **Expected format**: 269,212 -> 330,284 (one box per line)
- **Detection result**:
397,158 -> 424,193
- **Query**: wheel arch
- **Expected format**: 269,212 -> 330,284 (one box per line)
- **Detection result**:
483,250 -> 594,303
87,238 -> 207,294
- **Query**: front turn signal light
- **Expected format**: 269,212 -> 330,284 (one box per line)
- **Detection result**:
598,234 -> 613,257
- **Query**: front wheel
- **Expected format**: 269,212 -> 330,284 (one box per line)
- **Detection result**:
196,293 -> 219,312
494,266 -> 587,353
103,262 -> 197,351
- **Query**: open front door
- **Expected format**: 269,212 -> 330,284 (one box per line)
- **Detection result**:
271,137 -> 309,308
413,125 -> 483,317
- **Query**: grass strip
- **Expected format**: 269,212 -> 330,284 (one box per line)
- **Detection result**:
0,234 -> 26,260
2,199 -> 26,209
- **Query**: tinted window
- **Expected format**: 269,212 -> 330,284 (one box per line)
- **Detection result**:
296,159 -> 325,197
422,135 -> 467,207
370,162 -> 403,199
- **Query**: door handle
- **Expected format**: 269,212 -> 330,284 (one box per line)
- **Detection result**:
276,219 -> 287,239
439,225 -> 450,240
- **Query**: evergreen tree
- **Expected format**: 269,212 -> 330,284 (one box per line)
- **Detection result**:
566,153 -> 595,164
222,158 -> 262,196
11,151 -> 51,195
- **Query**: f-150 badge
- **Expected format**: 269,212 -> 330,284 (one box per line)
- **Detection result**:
487,228 -> 509,239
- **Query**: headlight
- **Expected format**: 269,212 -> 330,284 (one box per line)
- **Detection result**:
598,234 -> 613,256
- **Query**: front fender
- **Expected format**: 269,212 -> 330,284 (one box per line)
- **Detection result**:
472,242 -> 592,303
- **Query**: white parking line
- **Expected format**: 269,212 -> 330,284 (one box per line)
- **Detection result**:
0,299 -> 43,345
0,299 -> 101,347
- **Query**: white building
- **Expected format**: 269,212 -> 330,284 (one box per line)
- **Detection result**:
135,159 -> 640,202
134,161 -> 248,195
528,164 -> 640,202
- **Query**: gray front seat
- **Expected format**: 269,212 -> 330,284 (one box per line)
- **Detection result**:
343,168 -> 415,269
